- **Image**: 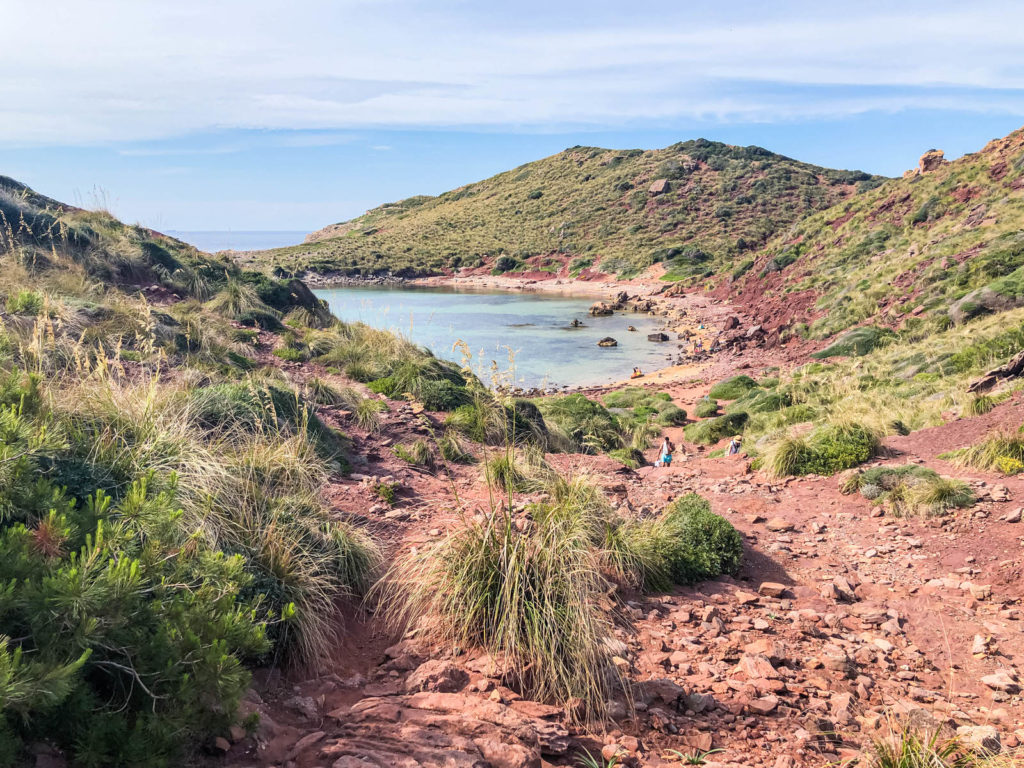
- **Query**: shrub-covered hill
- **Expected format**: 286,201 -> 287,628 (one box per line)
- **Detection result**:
0,177 -> 398,765
0,174 -> 328,321
724,126 -> 1024,339
247,140 -> 883,279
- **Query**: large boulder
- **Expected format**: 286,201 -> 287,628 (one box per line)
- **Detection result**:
649,178 -> 671,195
589,302 -> 614,316
597,337 -> 618,347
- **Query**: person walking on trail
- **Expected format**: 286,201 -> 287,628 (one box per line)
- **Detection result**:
727,435 -> 742,455
656,436 -> 675,467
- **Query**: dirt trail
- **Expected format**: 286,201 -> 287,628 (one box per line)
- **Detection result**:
221,301 -> 1024,768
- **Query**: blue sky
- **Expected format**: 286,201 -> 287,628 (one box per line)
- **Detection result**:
3,0 -> 1024,231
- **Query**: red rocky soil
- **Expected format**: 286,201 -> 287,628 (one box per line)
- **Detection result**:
216,296 -> 1024,768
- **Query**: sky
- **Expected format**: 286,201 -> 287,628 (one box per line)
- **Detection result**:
3,0 -> 1024,232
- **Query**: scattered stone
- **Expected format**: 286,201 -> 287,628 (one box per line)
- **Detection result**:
405,659 -> 470,693
982,670 -> 1020,694
766,517 -> 794,532
747,695 -> 780,715
957,725 -> 1001,754
758,582 -> 788,598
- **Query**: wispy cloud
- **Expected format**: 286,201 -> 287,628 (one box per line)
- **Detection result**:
2,0 -> 1023,145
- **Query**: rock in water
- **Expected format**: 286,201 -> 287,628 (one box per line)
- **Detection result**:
597,337 -> 618,347
647,332 -> 669,342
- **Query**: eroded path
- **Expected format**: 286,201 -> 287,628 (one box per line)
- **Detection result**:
221,348 -> 1024,768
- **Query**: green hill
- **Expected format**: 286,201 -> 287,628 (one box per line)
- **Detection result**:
248,139 -> 884,279
724,129 -> 1024,338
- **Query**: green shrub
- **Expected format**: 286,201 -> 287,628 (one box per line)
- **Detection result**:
694,397 -> 719,418
655,404 -> 687,426
684,412 -> 749,444
842,464 -> 973,516
272,346 -> 305,362
708,375 -> 758,400
5,289 -> 44,315
484,452 -> 541,493
536,393 -> 625,453
188,381 -> 342,457
765,422 -> 881,477
367,376 -> 400,396
627,493 -> 743,590
417,379 -> 471,411
946,430 -> 1024,474
725,388 -> 791,414
344,361 -> 381,383
963,395 -> 995,417
373,480 -> 398,506
602,387 -> 671,409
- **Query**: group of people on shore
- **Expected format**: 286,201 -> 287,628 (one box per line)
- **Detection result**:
653,433 -> 742,467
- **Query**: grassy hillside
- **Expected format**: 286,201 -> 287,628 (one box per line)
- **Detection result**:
0,177 -> 396,764
248,140 -> 883,279
727,128 -> 1024,338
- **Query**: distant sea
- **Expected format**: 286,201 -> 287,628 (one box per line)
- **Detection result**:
165,231 -> 307,252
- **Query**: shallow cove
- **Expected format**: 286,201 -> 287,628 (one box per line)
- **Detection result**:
315,284 -> 675,389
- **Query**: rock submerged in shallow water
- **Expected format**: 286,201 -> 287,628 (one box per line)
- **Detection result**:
597,337 -> 618,347
589,302 -> 614,316
648,332 -> 669,342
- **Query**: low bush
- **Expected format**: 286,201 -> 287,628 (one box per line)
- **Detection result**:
842,464 -> 973,516
684,412 -> 749,444
5,289 -> 44,315
623,493 -> 743,591
656,404 -> 687,426
393,439 -> 436,468
536,393 -> 625,453
438,430 -> 474,463
367,376 -> 400,396
484,451 -> 545,493
708,375 -> 758,400
764,421 -> 881,477
945,429 -> 1024,474
417,378 -> 471,411
694,397 -> 719,418
963,394 -> 995,417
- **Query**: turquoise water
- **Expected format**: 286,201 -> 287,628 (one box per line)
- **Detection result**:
315,285 -> 676,389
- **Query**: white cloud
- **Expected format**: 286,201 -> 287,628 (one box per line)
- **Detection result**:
2,0 -> 1024,145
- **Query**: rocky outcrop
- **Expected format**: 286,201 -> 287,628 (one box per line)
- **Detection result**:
313,692 -> 570,768
918,149 -> 948,174
589,302 -> 614,316
968,350 -> 1024,393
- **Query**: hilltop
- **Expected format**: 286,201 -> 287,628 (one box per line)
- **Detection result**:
247,139 -> 883,280
719,128 -> 1024,338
